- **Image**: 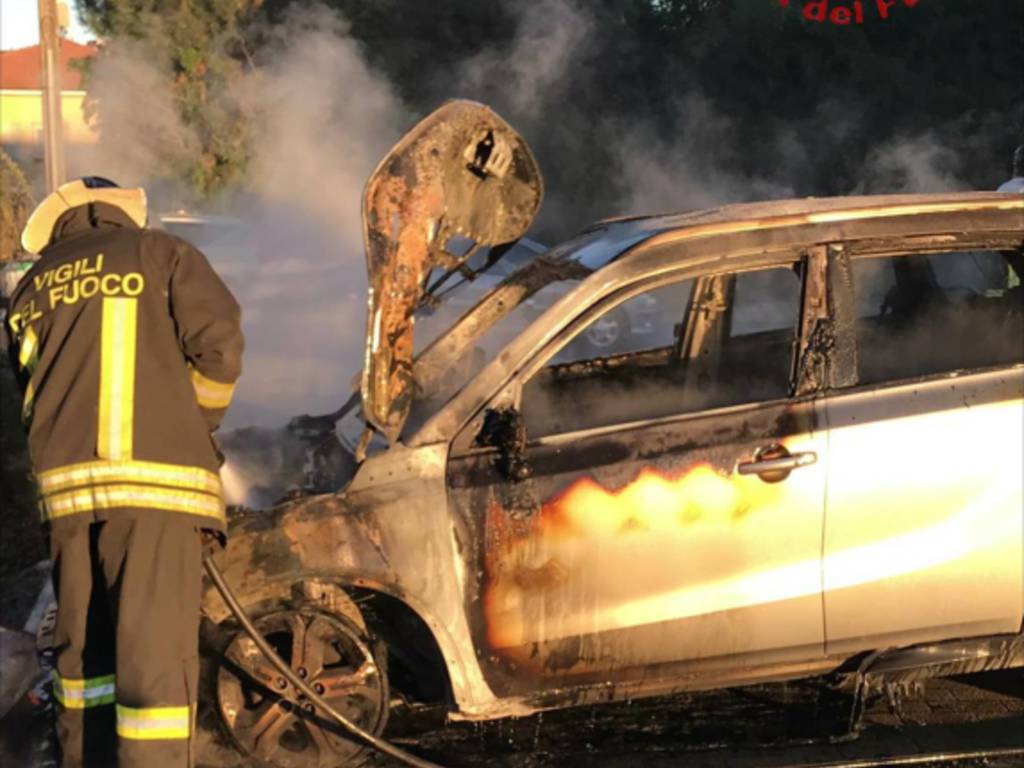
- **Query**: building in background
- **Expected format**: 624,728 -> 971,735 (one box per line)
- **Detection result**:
0,39 -> 97,187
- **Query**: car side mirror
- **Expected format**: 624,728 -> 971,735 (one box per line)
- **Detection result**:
475,407 -> 534,481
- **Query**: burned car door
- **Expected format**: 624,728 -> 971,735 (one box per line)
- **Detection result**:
822,242 -> 1024,655
447,260 -> 829,697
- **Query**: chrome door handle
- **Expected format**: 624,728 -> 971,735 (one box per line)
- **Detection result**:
737,452 -> 817,475
737,445 -> 817,483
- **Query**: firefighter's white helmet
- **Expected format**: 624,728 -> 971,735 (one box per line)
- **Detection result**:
21,176 -> 147,255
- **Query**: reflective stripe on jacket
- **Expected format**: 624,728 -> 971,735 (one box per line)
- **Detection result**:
4,203 -> 243,530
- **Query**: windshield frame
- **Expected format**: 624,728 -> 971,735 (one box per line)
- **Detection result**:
334,223 -> 663,452
407,224 -> 662,418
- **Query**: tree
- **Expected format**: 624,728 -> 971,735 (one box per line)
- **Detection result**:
0,148 -> 42,582
0,149 -> 35,263
75,0 -> 263,199
75,0 -> 1022,218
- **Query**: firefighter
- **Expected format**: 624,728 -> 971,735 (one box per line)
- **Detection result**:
4,176 -> 244,768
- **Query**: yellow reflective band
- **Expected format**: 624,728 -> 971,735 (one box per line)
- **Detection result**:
97,297 -> 138,460
189,367 -> 236,410
37,459 -> 222,496
116,704 -> 190,741
19,326 -> 39,370
51,672 -> 116,710
21,380 -> 35,424
42,483 -> 225,522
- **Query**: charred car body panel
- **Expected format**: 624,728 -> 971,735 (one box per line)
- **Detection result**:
448,396 -> 829,697
204,192 -> 1024,723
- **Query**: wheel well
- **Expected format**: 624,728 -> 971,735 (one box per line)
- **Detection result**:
347,587 -> 455,707
201,575 -> 455,708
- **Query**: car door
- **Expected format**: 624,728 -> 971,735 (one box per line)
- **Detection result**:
446,257 -> 829,699
822,242 -> 1024,655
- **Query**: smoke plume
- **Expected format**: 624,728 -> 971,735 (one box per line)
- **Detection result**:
854,134 -> 971,194
457,0 -> 593,120
76,0 -> 992,442
215,7 -> 408,428
76,39 -> 200,202
612,94 -> 797,216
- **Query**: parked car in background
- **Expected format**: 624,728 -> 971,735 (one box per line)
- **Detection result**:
200,191 -> 1024,768
157,211 -> 244,247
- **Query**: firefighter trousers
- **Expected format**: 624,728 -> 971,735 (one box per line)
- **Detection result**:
48,514 -> 203,768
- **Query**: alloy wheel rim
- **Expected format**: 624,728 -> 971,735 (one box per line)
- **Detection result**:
217,609 -> 386,768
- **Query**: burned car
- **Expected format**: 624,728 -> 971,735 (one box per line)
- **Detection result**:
198,102 -> 1024,767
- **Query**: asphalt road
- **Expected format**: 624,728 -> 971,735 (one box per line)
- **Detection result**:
1,659 -> 1021,767
2,565 -> 1021,767
376,670 -> 1024,768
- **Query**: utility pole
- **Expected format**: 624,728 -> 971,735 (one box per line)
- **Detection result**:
38,0 -> 66,193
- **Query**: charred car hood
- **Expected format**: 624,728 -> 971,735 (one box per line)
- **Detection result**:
361,100 -> 543,445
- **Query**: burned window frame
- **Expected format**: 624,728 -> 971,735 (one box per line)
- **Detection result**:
823,230 -> 1024,392
450,248 -> 827,453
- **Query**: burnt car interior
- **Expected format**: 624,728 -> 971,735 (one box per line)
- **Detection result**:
520,262 -> 805,438
495,239 -> 1021,446
851,246 -> 1024,385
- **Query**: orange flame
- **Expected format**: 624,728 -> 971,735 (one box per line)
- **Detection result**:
483,461 -> 787,649
481,397 -> 1024,662
540,464 -> 771,540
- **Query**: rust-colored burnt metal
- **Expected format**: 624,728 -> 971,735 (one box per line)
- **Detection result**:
795,246 -> 830,396
362,100 -> 543,444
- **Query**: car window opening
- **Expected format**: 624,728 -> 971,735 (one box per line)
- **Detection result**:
851,247 -> 1024,387
521,264 -> 803,439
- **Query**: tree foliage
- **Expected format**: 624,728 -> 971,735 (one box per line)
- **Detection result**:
75,0 -> 263,197
0,149 -> 35,263
76,0 -> 1022,223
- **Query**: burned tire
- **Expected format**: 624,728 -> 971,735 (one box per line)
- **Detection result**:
207,601 -> 389,768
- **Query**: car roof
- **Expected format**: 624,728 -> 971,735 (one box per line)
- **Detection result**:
582,192 -> 1022,267
593,192 -> 1023,235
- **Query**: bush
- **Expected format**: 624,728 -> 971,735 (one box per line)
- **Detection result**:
0,150 -> 34,264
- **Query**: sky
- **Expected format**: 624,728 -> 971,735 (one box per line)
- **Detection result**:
1,0 -> 94,50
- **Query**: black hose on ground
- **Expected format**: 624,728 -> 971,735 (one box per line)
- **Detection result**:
203,554 -> 445,768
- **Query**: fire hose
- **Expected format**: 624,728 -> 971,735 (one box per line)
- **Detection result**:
202,554 -> 445,768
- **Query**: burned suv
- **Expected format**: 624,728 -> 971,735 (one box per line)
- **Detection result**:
199,103 -> 1024,767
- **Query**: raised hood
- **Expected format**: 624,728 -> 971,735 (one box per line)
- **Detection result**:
361,100 -> 543,445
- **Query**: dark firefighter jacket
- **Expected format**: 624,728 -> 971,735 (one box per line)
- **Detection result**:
4,203 -> 243,532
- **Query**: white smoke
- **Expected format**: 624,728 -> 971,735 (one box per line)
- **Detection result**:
73,39 -> 199,201
238,7 -> 408,243
454,1 -> 801,219
218,460 -> 248,507
457,0 -> 593,119
854,133 -> 969,194
77,6 -> 408,430
213,7 -> 408,428
612,94 -> 797,216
